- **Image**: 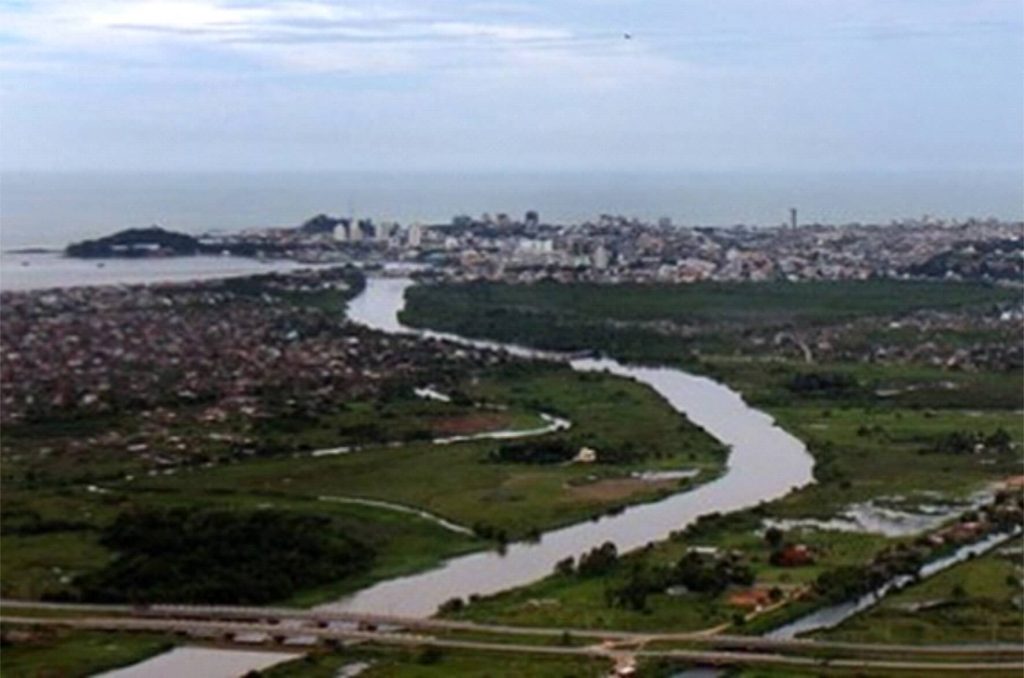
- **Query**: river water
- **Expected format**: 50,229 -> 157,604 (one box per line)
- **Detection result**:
323,277 -> 815,617
95,647 -> 297,678
0,251 -> 315,292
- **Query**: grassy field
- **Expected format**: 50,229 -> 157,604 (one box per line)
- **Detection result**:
126,368 -> 725,541
0,393 -> 547,489
0,487 -> 480,605
251,396 -> 547,452
699,357 -> 1022,521
264,646 -> 610,677
0,629 -> 175,678
403,279 -> 1022,637
815,535 -> 1024,644
440,504 -> 889,632
1,364 -> 724,604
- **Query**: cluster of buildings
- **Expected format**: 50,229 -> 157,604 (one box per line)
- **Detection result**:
76,210 -> 1021,286
414,214 -> 1022,284
0,270 -> 512,465
209,211 -> 1022,284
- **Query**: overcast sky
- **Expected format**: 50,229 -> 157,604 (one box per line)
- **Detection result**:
1,0 -> 1021,173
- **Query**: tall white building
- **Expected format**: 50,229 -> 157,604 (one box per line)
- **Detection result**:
407,222 -> 423,248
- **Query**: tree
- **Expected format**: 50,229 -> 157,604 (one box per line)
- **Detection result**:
608,564 -> 655,612
764,526 -> 785,549
554,557 -> 575,576
578,542 -> 619,577
76,507 -> 374,605
417,646 -> 444,665
438,597 -> 465,614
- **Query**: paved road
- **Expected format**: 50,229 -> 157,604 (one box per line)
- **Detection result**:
3,599 -> 1021,662
3,614 -> 1021,673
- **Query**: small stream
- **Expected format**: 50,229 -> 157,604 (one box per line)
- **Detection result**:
766,526 -> 1022,639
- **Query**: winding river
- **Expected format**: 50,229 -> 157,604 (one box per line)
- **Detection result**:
322,277 -> 815,617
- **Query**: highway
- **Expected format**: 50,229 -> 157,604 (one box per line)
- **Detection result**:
3,599 -> 1021,672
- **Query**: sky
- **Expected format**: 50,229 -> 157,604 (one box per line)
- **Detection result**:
1,0 -> 1022,173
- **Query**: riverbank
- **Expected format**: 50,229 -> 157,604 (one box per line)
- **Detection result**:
0,251 -> 322,292
396,278 -> 1022,642
320,277 -> 813,616
813,532 -> 1024,644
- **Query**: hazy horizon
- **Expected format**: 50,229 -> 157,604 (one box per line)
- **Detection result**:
2,168 -> 1022,250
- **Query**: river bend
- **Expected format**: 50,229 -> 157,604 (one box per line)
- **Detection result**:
323,277 -> 815,617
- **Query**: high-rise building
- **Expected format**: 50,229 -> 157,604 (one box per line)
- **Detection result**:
789,208 -> 798,229
332,219 -> 352,241
358,219 -> 375,241
377,221 -> 397,242
407,222 -> 423,248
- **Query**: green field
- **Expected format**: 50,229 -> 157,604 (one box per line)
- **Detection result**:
1,362 -> 725,606
0,486 -> 482,605
128,368 -> 725,541
264,646 -> 610,677
439,504 -> 890,632
402,279 -> 1020,366
404,279 -> 1023,637
0,629 -> 175,678
815,535 -> 1024,644
408,279 -> 1018,324
0,385 -> 547,489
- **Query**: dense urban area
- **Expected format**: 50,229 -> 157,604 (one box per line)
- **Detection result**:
65,211 -> 1023,285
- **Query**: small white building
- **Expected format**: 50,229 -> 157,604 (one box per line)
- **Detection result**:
574,447 -> 597,464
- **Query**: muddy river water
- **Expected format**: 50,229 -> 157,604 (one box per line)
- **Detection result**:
323,277 -> 815,617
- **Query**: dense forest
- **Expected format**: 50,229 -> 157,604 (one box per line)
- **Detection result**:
71,507 -> 374,604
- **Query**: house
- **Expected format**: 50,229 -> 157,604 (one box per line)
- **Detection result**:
574,447 -> 598,463
729,588 -> 774,610
773,544 -> 815,567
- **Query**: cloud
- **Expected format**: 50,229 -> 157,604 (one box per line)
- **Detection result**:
4,0 -> 1018,78
1,0 -> 1020,173
0,0 -> 618,76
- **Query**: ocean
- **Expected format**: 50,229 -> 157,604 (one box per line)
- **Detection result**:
2,170 -> 1022,250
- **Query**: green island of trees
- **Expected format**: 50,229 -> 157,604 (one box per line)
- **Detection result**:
69,507 -> 375,605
